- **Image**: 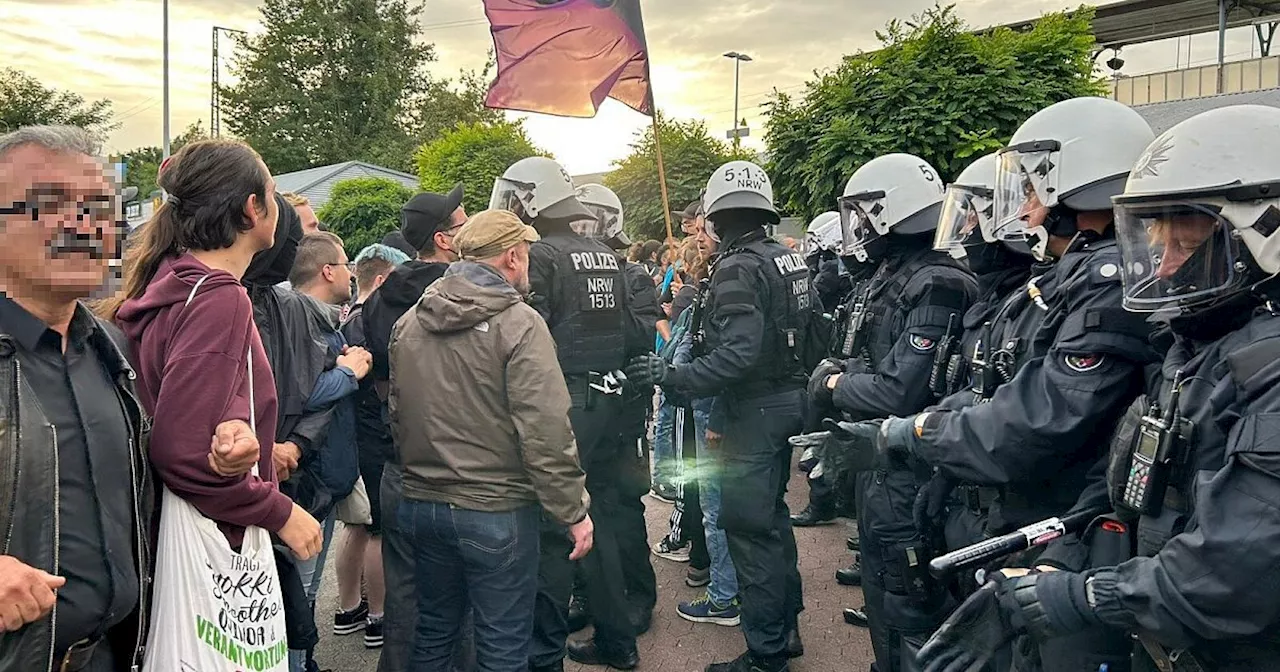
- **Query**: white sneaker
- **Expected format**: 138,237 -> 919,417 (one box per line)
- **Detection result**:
651,538 -> 691,563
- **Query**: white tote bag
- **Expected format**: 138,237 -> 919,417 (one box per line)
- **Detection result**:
143,276 -> 288,672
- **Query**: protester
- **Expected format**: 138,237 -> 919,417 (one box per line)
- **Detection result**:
284,192 -> 322,234
389,209 -> 594,671
334,243 -> 409,650
381,231 -> 419,258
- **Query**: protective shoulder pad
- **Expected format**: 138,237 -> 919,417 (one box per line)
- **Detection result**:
1227,327 -> 1280,395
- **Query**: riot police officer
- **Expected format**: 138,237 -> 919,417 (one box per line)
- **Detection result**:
834,97 -> 1160,671
626,161 -> 813,672
810,153 -> 978,672
574,183 -> 659,634
805,211 -> 852,313
919,103 -> 1280,672
491,159 -> 638,671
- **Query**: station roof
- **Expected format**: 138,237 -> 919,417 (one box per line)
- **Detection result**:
997,0 -> 1280,49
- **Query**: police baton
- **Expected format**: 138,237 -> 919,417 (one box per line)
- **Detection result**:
927,506 -> 1110,579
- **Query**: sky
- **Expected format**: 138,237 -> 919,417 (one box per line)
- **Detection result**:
0,0 -> 1265,176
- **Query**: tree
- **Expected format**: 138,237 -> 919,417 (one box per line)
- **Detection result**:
763,5 -> 1106,219
119,122 -> 209,200
0,68 -> 115,137
605,115 -> 754,241
416,121 -> 550,216
221,0 -> 500,175
316,177 -> 416,255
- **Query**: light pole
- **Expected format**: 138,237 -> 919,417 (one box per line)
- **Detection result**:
212,26 -> 248,138
723,51 -> 753,148
163,0 -> 170,159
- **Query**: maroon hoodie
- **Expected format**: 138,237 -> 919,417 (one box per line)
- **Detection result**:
117,253 -> 293,546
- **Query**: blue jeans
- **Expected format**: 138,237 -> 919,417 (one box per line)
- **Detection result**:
652,394 -> 678,489
693,401 -> 739,605
400,499 -> 540,672
289,511 -> 337,672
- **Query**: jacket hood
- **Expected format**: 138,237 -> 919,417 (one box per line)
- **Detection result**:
243,192 -> 302,287
116,253 -> 244,341
416,261 -> 522,333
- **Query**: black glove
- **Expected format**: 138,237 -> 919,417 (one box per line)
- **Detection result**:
913,472 -> 956,534
806,359 -> 843,410
998,570 -> 1098,641
823,418 -> 882,473
624,354 -> 672,388
917,579 -> 1018,672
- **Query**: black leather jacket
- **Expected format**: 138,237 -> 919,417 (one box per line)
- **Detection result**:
0,315 -> 153,672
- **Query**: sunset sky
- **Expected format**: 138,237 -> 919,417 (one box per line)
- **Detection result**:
1,0 -> 1262,175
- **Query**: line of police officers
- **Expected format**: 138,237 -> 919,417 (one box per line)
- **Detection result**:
481,96 -> 1280,672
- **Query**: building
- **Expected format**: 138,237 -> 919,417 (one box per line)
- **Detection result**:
273,161 -> 420,211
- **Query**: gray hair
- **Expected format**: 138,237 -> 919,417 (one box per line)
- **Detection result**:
0,125 -> 101,162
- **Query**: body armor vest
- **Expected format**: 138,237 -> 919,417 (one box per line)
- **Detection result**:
533,234 -> 628,375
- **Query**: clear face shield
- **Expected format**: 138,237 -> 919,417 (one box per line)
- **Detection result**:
934,185 -> 994,254
489,178 -> 535,222
993,146 -> 1058,257
1115,199 -> 1239,311
837,191 -> 884,262
570,204 -> 617,240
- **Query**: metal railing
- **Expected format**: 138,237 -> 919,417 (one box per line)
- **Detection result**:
1109,54 -> 1280,105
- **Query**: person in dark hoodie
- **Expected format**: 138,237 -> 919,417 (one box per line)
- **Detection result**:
359,184 -> 468,672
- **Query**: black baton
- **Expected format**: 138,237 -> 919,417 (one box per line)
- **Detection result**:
928,507 -> 1109,578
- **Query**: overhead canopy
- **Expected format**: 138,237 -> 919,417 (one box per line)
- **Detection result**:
997,0 -> 1280,49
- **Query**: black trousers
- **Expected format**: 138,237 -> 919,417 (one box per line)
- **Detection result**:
617,433 -> 658,616
718,390 -> 805,660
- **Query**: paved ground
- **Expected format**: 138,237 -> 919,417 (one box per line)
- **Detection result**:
314,456 -> 874,671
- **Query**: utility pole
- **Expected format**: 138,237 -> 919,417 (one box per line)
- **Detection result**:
212,26 -> 248,138
723,52 -> 753,149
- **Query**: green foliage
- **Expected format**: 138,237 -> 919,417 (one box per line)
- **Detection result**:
763,4 -> 1106,220
0,67 -> 116,137
605,115 -> 749,242
415,121 -> 549,215
221,0 -> 500,175
316,177 -> 416,255
119,122 -> 208,201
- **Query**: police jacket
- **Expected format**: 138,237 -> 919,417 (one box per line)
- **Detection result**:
813,255 -> 851,314
664,228 -> 817,401
1084,304 -> 1280,668
914,236 -> 1157,532
0,314 -> 152,672
831,244 -> 977,420
935,265 -> 1032,399
529,228 -> 628,376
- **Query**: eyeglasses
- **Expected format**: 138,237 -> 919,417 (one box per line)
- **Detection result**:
1,191 -> 118,224
325,261 -> 356,271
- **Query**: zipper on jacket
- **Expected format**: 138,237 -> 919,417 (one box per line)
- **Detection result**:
120,371 -> 149,669
2,359 -> 21,555
46,424 -> 60,672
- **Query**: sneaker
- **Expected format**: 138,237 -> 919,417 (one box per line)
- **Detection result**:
651,538 -> 690,563
650,485 -> 677,504
678,593 -> 741,626
686,565 -> 711,587
364,616 -> 384,649
333,601 -> 368,635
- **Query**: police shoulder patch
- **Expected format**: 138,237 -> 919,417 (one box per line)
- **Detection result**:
1064,353 -> 1105,372
909,334 -> 937,352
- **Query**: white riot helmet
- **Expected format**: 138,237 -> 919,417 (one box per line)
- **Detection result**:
703,161 -> 780,240
935,152 -> 999,255
573,183 -> 629,245
805,211 -> 842,255
993,97 -> 1154,261
1115,105 -> 1280,313
838,153 -> 946,262
490,156 -> 593,227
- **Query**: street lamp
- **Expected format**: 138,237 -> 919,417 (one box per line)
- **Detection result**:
212,26 -> 248,138
724,51 -> 753,148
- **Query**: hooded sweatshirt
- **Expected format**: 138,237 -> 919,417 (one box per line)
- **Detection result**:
363,259 -> 449,382
388,261 -> 589,526
117,253 -> 294,546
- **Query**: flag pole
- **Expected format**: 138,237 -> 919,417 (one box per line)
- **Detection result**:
650,108 -> 675,242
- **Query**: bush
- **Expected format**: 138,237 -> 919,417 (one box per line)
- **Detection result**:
316,177 -> 415,255
416,121 -> 550,216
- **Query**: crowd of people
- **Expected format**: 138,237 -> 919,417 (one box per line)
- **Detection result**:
4,93 -> 1280,672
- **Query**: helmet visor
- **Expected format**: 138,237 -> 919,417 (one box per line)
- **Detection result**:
934,185 -> 993,253
993,148 -> 1057,246
1115,200 -> 1238,311
837,194 -> 880,259
490,178 -> 532,220
571,204 -> 618,240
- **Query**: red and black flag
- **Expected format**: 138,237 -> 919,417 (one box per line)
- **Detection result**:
483,0 -> 654,118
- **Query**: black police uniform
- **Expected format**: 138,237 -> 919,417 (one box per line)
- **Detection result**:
526,227 -> 636,666
1061,304 -> 1280,672
825,243 -> 977,672
661,228 -> 815,666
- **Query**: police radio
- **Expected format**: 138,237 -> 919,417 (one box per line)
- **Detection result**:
1122,371 -> 1186,516
839,290 -> 870,358
929,313 -> 960,399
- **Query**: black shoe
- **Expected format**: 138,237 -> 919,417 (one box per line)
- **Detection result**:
706,651 -> 790,672
567,639 -> 639,670
790,504 -> 836,527
630,607 -> 653,635
836,560 -> 862,587
847,536 -> 860,551
530,661 -> 564,672
363,616 -> 384,648
333,600 -> 369,635
567,595 -> 589,633
844,607 -> 869,628
785,629 -> 804,658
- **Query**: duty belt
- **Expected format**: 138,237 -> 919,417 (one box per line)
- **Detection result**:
1137,633 -> 1208,672
566,370 -> 625,409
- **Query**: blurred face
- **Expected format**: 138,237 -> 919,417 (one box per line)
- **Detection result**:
1150,213 -> 1219,280
321,243 -> 354,304
0,144 -> 120,301
294,203 -> 320,234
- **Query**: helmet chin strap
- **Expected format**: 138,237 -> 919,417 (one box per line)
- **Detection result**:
1044,204 -> 1080,239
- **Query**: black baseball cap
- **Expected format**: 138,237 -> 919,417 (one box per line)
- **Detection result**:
401,183 -> 464,251
672,197 -> 701,222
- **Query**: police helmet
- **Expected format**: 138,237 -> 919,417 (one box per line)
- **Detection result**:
573,183 -> 628,245
935,152 -> 999,257
490,156 -> 594,226
1115,105 -> 1280,313
703,161 -> 780,240
838,153 -> 946,262
993,97 -> 1154,261
805,211 -> 842,255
